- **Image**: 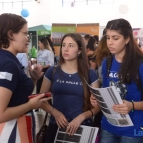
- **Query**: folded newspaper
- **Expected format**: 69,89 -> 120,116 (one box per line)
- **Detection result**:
54,125 -> 99,143
85,80 -> 134,127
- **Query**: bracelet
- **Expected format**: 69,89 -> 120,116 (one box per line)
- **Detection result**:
89,109 -> 94,117
131,100 -> 134,112
49,107 -> 54,114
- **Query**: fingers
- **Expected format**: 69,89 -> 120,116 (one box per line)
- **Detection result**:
90,95 -> 98,106
28,61 -> 32,71
90,94 -> 96,100
56,118 -> 68,128
112,104 -> 128,114
40,97 -> 52,102
34,93 -> 45,99
66,124 -> 78,136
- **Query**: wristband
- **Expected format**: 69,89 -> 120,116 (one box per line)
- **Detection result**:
131,100 -> 134,112
89,109 -> 94,117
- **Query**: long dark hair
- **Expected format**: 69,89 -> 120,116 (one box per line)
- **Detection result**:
86,36 -> 95,51
39,37 -> 50,50
93,35 -> 109,67
106,18 -> 143,84
0,13 -> 27,49
59,33 -> 92,111
45,36 -> 55,54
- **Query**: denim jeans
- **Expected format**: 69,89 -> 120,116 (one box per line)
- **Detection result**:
100,129 -> 143,143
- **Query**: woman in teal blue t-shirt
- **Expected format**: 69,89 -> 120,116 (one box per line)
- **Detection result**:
91,18 -> 143,143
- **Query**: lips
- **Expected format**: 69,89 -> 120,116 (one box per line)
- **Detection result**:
109,47 -> 115,51
63,53 -> 69,56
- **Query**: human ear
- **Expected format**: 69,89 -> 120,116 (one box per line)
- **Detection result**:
78,50 -> 81,55
7,30 -> 14,40
125,37 -> 130,44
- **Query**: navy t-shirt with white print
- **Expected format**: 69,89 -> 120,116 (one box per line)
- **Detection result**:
0,50 -> 34,108
101,55 -> 143,137
44,66 -> 98,124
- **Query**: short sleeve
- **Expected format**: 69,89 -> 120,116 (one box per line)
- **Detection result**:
0,61 -> 19,92
44,66 -> 55,82
89,69 -> 98,84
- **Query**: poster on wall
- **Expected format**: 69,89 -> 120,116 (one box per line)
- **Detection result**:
133,28 -> 143,47
76,23 -> 99,37
52,24 -> 76,46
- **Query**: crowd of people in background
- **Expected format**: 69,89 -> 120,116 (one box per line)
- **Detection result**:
0,13 -> 143,143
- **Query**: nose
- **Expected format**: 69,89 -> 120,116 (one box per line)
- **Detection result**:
64,45 -> 69,51
107,38 -> 113,45
27,33 -> 32,42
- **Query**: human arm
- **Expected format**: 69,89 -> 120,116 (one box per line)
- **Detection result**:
112,63 -> 143,114
112,100 -> 143,114
0,86 -> 50,123
40,75 -> 68,128
28,61 -> 44,85
66,80 -> 100,135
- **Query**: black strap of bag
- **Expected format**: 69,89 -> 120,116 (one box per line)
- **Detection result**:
36,66 -> 57,143
43,113 -> 48,125
36,112 -> 48,143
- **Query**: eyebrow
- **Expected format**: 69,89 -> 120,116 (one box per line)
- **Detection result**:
106,35 -> 120,37
62,43 -> 75,45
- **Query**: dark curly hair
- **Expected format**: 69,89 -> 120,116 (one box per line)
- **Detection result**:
0,13 -> 27,49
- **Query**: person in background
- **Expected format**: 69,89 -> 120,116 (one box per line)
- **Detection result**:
30,45 -> 37,58
85,36 -> 96,67
90,30 -> 108,86
91,18 -> 143,143
40,33 -> 100,143
93,35 -> 99,49
45,35 -> 58,65
16,53 -> 29,74
45,35 -> 55,54
0,13 -> 51,143
89,34 -> 109,139
83,34 -> 90,46
36,37 -> 54,94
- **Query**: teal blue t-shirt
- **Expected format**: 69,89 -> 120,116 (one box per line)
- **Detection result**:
101,56 -> 143,137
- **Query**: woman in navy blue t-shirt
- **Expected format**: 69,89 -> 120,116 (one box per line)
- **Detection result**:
40,33 -> 100,143
0,13 -> 51,143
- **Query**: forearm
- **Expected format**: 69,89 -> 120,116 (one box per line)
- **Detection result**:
133,101 -> 143,110
0,102 -> 31,123
79,104 -> 100,121
40,101 -> 54,114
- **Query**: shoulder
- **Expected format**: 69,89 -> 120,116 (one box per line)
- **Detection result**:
0,59 -> 18,69
89,68 -> 98,84
46,50 -> 54,55
44,66 -> 58,81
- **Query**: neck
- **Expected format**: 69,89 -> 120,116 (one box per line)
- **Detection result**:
115,48 -> 125,63
2,47 -> 17,56
61,60 -> 78,73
